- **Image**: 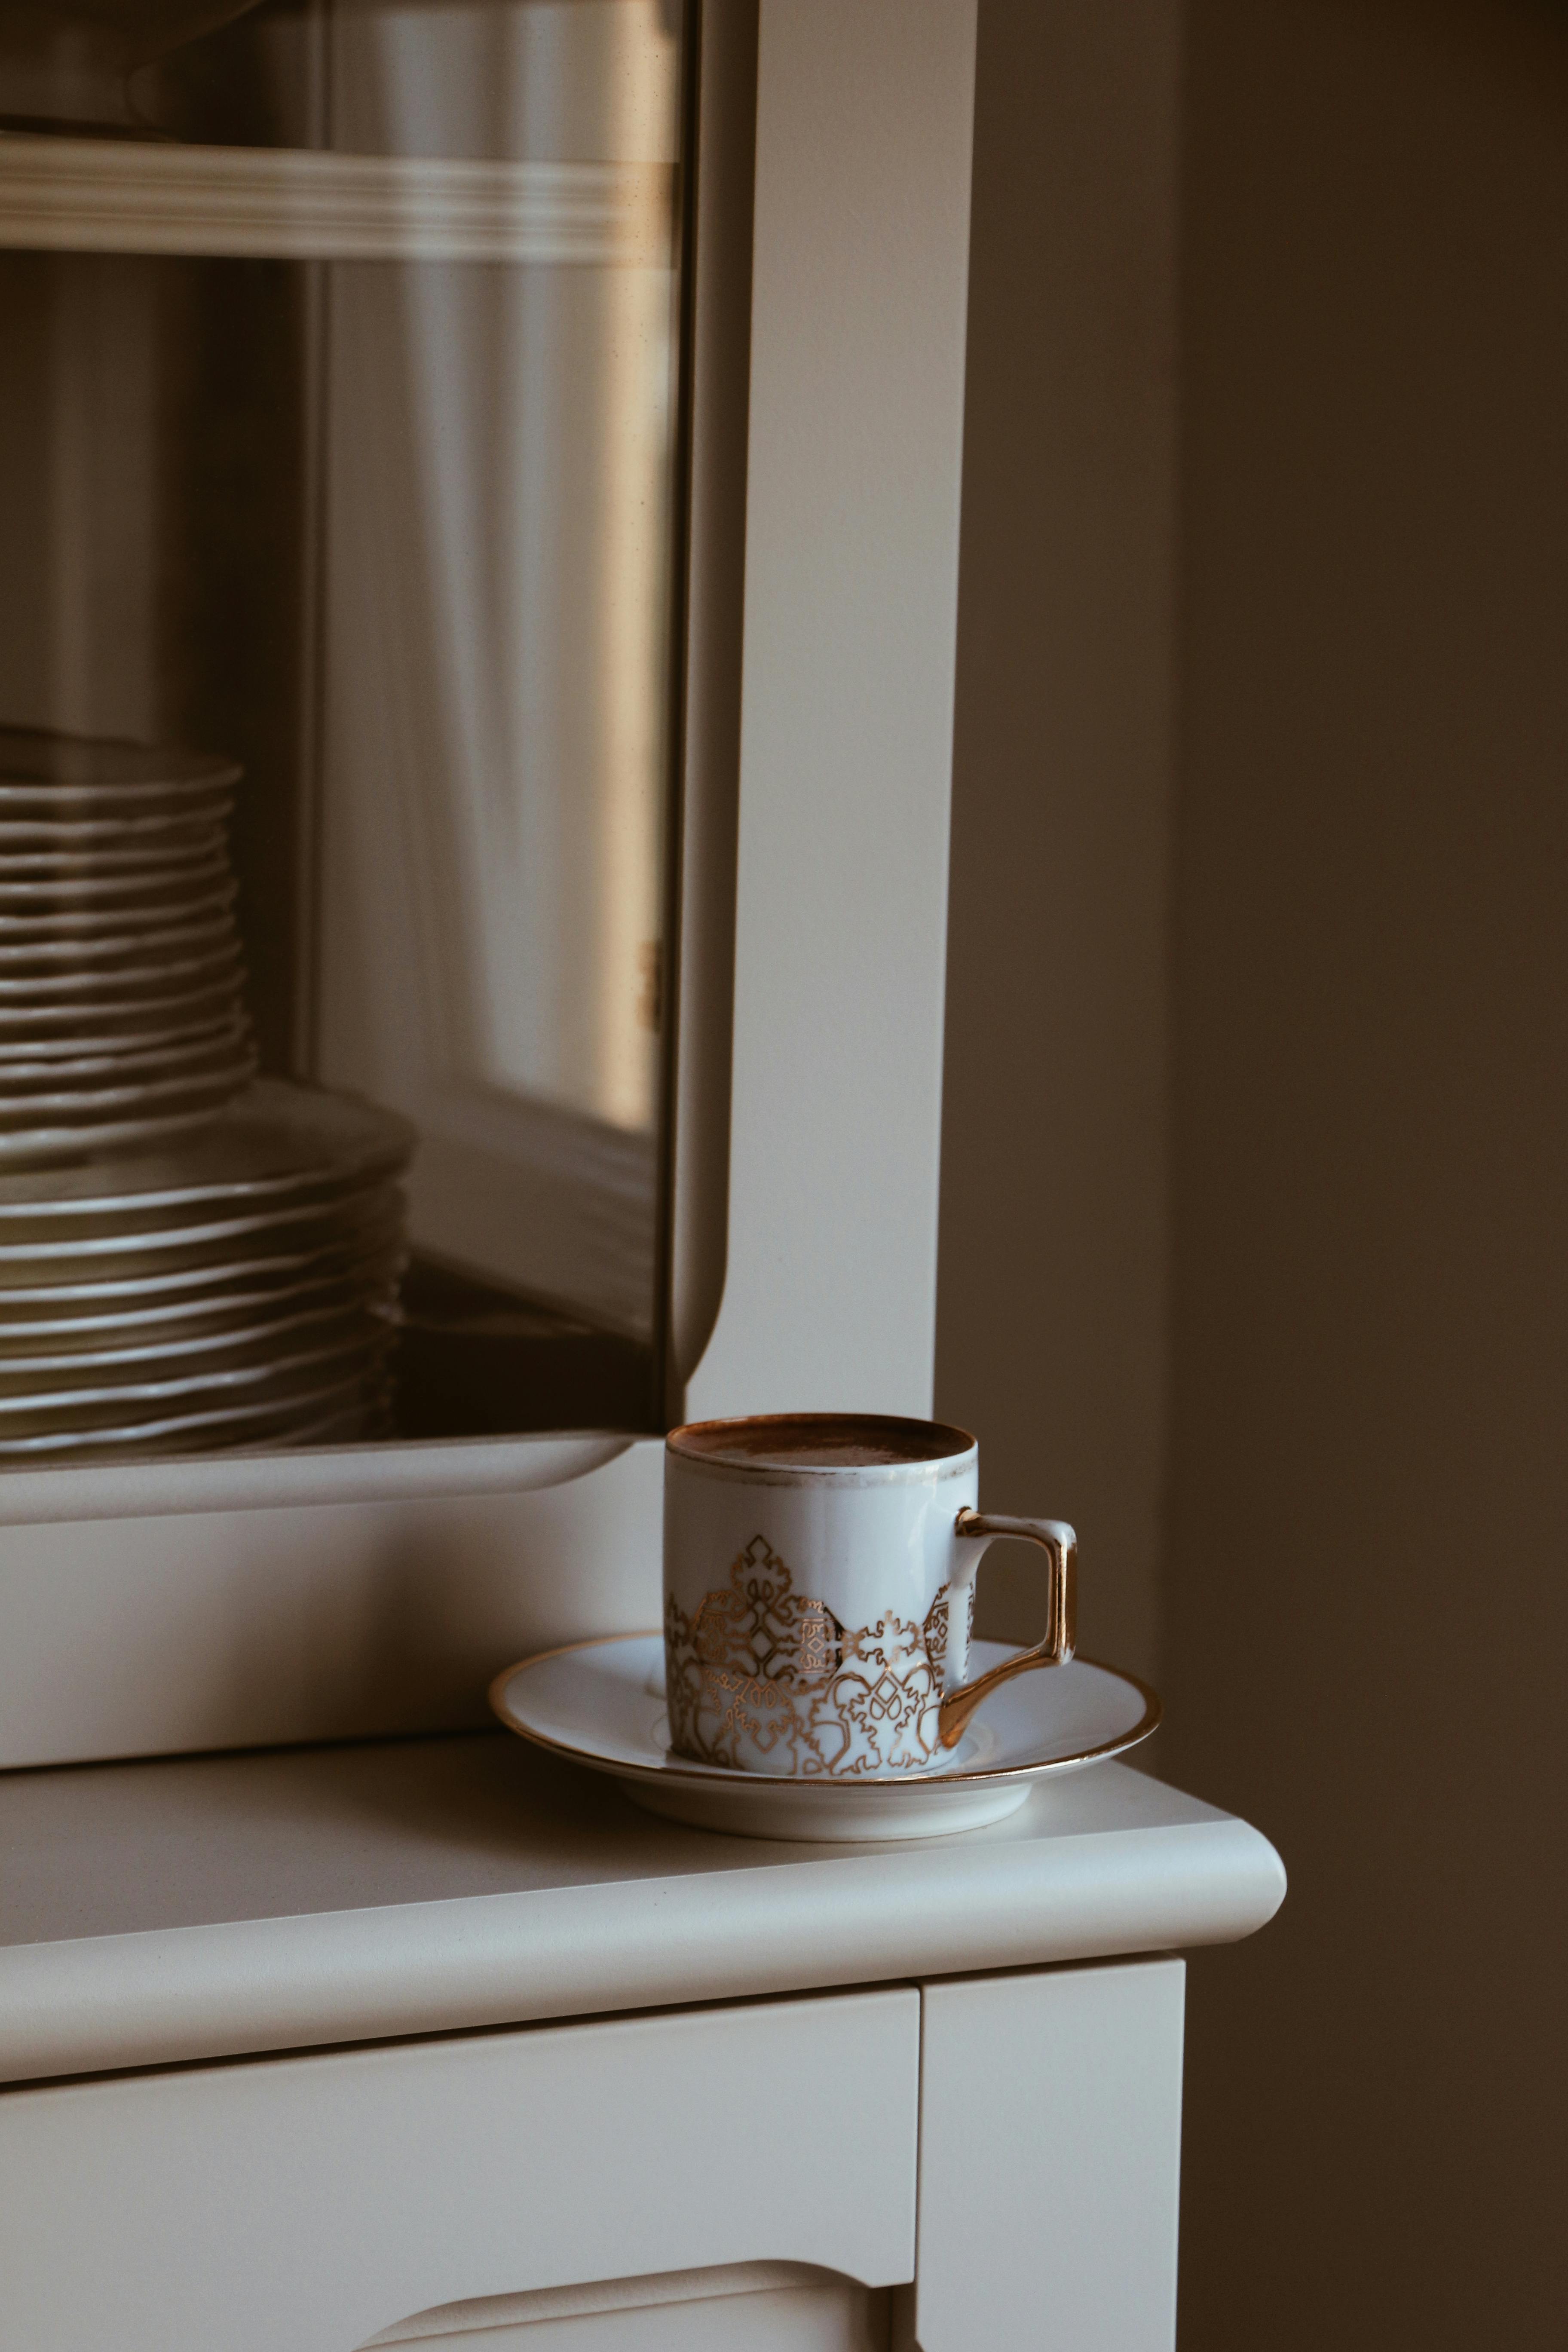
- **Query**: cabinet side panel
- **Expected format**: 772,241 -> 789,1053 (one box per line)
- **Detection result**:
914,1959 -> 1185,2352
0,1990 -> 918,2352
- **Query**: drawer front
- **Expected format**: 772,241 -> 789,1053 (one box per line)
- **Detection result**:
0,1990 -> 918,2352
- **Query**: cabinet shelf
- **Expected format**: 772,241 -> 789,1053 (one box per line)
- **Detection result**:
0,134 -> 672,263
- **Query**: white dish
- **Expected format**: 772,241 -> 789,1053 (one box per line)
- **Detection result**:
0,861 -> 230,910
0,832 -> 226,867
0,1082 -> 414,1222
0,726 -> 240,816
0,828 -> 227,865
0,1224 -> 406,1309
0,977 -> 244,1033
0,1187 -> 403,1279
0,1249 -> 401,1348
0,1011 -> 245,1064
0,1323 -> 392,1432
0,945 -> 243,1003
0,1299 -> 390,1386
0,783 -> 234,819
0,1052 -> 254,1125
0,1101 -> 233,1166
0,898 -> 235,951
0,1366 -> 384,1461
0,1022 -> 251,1089
0,910 -> 236,968
490,1632 -> 1162,1843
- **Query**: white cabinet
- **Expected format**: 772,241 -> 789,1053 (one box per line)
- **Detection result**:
0,1739 -> 1284,2352
0,1971 -> 1197,2352
0,0 -> 981,1780
0,14 -> 1278,2347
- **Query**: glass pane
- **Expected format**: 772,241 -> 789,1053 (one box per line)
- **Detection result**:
0,0 -> 688,1462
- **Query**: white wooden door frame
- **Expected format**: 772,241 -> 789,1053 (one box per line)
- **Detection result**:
0,0 -> 979,1767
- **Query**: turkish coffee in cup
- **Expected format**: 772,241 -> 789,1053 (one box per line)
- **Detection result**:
663,1412 -> 1077,1776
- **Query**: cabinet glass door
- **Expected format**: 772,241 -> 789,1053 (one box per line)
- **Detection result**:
0,0 -> 691,1462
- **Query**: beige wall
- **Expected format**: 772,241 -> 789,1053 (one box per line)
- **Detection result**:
1163,3 -> 1568,2344
940,0 -> 1568,2343
935,0 -> 1180,1681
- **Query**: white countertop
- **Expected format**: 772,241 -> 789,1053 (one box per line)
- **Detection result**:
0,1732 -> 1284,2085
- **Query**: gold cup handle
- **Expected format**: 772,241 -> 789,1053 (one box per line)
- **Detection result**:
936,1510 -> 1078,1750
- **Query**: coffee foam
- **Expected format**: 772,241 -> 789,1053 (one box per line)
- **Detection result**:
667,1412 -> 973,1472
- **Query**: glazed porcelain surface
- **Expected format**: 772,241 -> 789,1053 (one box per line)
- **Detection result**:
664,1413 -> 983,1777
489,1633 -> 1161,1843
662,1412 -> 1084,1778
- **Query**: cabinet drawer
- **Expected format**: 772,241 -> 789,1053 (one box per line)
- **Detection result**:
0,1988 -> 918,2352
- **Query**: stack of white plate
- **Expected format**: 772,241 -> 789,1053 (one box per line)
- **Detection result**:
0,727 -> 255,1164
0,1080 -> 413,1464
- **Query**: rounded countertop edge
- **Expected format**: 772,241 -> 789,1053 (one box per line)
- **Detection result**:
0,1813 -> 1286,2090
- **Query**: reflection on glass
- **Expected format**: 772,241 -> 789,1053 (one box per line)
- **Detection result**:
0,0 -> 689,1454
317,3 -> 683,1339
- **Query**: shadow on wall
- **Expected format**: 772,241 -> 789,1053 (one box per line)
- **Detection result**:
940,0 -> 1567,2344
1161,3 -> 1568,2349
935,0 -> 1179,1686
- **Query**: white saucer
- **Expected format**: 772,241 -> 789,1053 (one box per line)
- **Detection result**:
489,1633 -> 1161,1843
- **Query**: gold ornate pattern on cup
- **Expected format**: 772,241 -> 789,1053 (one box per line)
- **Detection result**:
665,1534 -> 974,1776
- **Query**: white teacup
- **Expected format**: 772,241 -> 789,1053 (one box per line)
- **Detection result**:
663,1412 -> 1077,1777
